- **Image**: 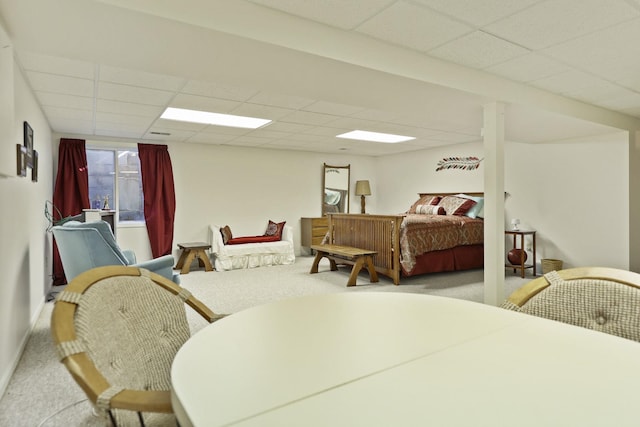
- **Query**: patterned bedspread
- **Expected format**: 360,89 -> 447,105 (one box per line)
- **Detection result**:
399,214 -> 484,272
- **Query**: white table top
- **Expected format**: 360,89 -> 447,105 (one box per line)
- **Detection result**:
171,292 -> 640,427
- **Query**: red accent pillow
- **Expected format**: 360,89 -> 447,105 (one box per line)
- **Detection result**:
220,225 -> 232,245
264,220 -> 286,239
227,235 -> 280,245
437,195 -> 476,216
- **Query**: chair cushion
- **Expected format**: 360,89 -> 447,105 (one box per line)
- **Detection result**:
516,276 -> 640,342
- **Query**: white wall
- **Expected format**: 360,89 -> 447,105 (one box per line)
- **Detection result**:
0,60 -> 53,395
376,134 -> 629,270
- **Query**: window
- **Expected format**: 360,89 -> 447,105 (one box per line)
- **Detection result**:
87,148 -> 144,224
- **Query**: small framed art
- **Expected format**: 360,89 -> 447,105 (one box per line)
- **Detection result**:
16,144 -> 26,177
23,121 -> 34,168
31,150 -> 38,182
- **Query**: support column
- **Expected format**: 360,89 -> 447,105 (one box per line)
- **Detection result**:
483,102 -> 506,305
630,131 -> 640,272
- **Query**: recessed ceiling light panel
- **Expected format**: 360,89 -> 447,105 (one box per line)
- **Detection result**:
161,107 -> 271,129
336,130 -> 415,143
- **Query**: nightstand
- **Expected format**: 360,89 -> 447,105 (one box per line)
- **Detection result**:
505,229 -> 536,278
301,217 -> 329,248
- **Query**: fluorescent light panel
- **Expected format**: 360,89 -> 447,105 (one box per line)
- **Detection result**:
161,107 -> 271,129
336,130 -> 415,143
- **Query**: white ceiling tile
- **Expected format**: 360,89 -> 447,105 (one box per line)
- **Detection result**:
350,109 -> 400,122
592,88 -> 640,110
246,0 -> 395,30
302,100 -> 364,116
95,111 -> 153,126
36,92 -> 94,110
144,127 -> 195,141
356,1 -> 472,52
42,105 -> 93,121
154,118 -> 208,132
18,52 -> 95,79
486,53 -> 570,83
280,110 -> 338,126
228,135 -> 271,147
428,31 -> 530,69
541,18 -> 640,82
301,126 -> 351,137
26,71 -> 94,97
529,70 -> 616,98
412,0 -> 540,26
261,121 -> 313,133
99,65 -> 185,91
170,93 -> 241,113
247,91 -> 315,110
97,99 -> 163,117
98,82 -> 174,105
230,103 -> 295,121
94,122 -> 147,137
245,129 -> 293,140
187,132 -> 237,145
181,80 -> 258,101
485,0 -> 640,50
48,118 -> 94,134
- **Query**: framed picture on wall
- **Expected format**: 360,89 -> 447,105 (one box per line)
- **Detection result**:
31,150 -> 38,182
23,121 -> 33,169
16,144 -> 26,177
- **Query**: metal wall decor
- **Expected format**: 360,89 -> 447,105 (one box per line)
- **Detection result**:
436,156 -> 483,172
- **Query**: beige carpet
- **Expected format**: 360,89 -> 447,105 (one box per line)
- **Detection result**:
0,256 -> 529,426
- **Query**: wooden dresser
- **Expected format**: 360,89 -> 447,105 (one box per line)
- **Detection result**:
301,217 -> 329,248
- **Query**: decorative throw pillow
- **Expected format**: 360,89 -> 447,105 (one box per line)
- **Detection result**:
264,220 -> 286,240
415,205 -> 445,215
407,195 -> 441,214
220,225 -> 232,245
455,194 -> 484,219
437,195 -> 476,216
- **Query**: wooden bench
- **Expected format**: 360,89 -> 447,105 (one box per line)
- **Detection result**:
310,244 -> 378,287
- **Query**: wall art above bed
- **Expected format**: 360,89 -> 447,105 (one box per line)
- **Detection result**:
436,156 -> 483,171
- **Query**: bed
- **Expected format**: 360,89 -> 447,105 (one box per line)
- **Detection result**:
325,192 -> 484,285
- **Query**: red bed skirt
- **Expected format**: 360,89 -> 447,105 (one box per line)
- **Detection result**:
402,244 -> 484,277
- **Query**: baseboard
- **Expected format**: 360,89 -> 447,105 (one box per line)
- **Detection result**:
0,298 -> 46,399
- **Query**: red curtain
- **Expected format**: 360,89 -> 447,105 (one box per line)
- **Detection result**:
138,143 -> 176,258
52,138 -> 90,285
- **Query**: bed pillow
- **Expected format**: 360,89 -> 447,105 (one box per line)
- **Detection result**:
455,194 -> 484,219
415,205 -> 445,215
227,235 -> 280,245
437,195 -> 476,216
408,195 -> 441,214
264,220 -> 286,240
220,225 -> 233,245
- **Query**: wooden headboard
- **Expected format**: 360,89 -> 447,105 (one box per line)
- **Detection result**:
418,192 -> 484,198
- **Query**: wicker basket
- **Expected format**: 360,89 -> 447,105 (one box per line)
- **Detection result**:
541,259 -> 563,274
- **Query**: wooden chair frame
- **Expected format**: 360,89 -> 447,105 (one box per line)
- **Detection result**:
506,266 -> 640,307
50,265 -> 222,422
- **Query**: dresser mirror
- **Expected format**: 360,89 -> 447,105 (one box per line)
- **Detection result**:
322,163 -> 350,215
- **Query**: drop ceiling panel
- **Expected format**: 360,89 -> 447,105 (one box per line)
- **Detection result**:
18,52 -> 95,79
230,103 -> 295,121
99,65 -> 186,91
42,105 -> 93,121
355,1 -> 472,52
170,93 -> 241,113
247,91 -> 315,110
26,72 -> 94,97
428,31 -> 529,69
280,110 -> 338,126
246,0 -> 396,30
302,100 -> 364,116
97,82 -> 174,106
485,53 -> 570,83
485,0 -> 640,50
180,80 -> 258,101
36,92 -> 94,110
413,0 -> 541,27
96,99 -> 163,117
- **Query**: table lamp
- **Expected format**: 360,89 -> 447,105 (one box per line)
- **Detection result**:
511,218 -> 520,230
355,180 -> 371,214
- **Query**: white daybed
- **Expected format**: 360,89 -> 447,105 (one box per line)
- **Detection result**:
208,224 -> 295,271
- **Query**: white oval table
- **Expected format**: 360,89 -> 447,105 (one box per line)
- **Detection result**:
171,292 -> 640,427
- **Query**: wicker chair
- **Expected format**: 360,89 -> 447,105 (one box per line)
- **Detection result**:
50,265 -> 226,426
501,267 -> 640,342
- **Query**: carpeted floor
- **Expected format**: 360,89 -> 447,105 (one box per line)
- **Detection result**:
0,256 -> 529,426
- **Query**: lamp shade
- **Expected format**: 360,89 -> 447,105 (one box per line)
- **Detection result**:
355,180 -> 371,196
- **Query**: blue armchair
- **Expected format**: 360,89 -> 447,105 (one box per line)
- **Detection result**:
52,220 -> 180,284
